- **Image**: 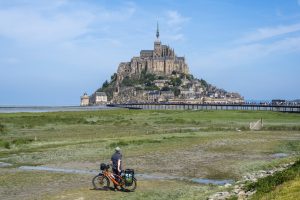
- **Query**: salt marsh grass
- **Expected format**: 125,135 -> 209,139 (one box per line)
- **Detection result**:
0,110 -> 299,199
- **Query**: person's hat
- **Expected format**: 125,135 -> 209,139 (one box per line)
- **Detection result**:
115,147 -> 121,152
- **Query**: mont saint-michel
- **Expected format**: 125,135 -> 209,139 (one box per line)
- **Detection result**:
81,25 -> 243,106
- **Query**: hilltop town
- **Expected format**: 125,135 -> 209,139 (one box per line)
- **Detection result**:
81,24 -> 243,106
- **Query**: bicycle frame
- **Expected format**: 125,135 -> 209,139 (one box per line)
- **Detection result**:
102,169 -> 123,186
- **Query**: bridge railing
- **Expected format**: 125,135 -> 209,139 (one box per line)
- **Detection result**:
107,103 -> 300,113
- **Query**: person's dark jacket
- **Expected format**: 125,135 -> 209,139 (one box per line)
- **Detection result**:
111,152 -> 122,171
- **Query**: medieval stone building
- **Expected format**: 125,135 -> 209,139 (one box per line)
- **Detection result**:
89,92 -> 107,105
115,23 -> 189,94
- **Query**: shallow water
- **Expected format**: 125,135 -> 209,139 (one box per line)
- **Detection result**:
271,153 -> 288,158
19,166 -> 97,175
0,162 -> 12,167
191,178 -> 234,185
18,165 -> 233,185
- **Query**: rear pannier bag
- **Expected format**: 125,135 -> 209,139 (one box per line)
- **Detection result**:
100,163 -> 107,170
124,169 -> 134,186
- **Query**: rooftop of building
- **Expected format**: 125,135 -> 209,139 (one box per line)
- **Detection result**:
95,92 -> 107,96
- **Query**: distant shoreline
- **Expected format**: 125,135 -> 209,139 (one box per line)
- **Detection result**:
0,105 -> 116,113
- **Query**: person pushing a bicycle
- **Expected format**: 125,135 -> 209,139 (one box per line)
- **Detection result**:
92,146 -> 136,191
111,147 -> 122,181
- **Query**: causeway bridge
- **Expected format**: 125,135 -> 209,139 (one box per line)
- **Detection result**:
108,103 -> 300,113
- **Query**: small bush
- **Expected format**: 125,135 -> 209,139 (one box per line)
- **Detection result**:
264,126 -> 300,131
121,76 -> 139,87
144,85 -> 160,91
11,138 -> 34,145
4,142 -> 10,149
0,123 -> 6,134
172,87 -> 181,96
170,77 -> 182,87
0,139 -> 10,149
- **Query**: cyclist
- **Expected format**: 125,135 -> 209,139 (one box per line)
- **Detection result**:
111,147 -> 122,187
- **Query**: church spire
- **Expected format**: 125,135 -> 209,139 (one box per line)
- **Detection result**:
156,22 -> 159,39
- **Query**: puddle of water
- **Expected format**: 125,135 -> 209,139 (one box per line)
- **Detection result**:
19,166 -> 97,175
135,174 -> 179,180
18,165 -> 234,186
271,153 -> 288,158
136,174 -> 234,185
191,178 -> 234,185
0,162 -> 13,167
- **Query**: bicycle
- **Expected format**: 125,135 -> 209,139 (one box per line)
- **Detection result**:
92,163 -> 137,192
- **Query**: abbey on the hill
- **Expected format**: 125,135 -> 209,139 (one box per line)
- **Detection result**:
117,23 -> 189,80
81,23 -> 244,105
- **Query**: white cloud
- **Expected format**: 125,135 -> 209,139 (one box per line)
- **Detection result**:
166,10 -> 189,28
238,23 -> 300,43
0,0 -> 70,13
0,1 -> 136,44
167,33 -> 184,41
0,8 -> 93,44
194,36 -> 300,70
163,10 -> 189,41
203,22 -> 300,69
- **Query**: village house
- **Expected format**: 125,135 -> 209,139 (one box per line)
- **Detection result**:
153,80 -> 168,88
180,88 -> 196,99
147,90 -> 160,102
181,78 -> 191,86
159,91 -> 175,102
89,92 -> 108,105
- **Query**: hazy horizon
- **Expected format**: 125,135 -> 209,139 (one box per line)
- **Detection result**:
1,0 -> 300,106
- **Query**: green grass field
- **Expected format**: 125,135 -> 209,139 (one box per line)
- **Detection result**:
0,109 -> 299,199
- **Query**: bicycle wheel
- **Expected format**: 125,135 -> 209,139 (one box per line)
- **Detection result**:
121,178 -> 137,192
92,175 -> 110,190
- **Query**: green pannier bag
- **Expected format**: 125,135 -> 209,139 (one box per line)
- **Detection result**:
124,169 -> 134,186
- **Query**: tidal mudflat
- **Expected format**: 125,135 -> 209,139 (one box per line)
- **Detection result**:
0,110 -> 299,199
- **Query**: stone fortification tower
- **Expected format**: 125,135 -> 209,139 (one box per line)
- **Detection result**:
80,92 -> 89,106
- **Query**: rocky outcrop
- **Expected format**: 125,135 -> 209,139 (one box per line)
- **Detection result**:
207,162 -> 295,200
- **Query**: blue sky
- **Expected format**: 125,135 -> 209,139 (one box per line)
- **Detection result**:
0,0 -> 300,105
